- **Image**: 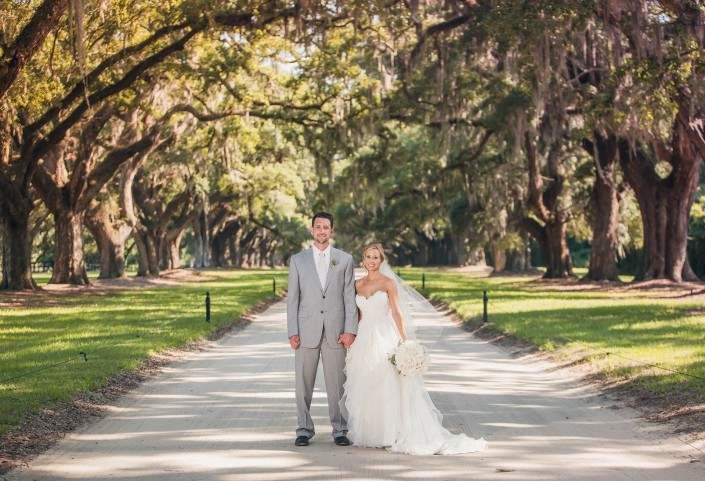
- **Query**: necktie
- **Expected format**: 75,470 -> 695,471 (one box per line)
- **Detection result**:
317,252 -> 328,290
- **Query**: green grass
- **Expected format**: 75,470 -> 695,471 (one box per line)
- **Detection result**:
3,266 -> 703,437
398,267 -> 705,397
0,269 -> 288,435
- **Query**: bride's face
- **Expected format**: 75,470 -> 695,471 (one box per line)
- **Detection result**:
363,248 -> 383,272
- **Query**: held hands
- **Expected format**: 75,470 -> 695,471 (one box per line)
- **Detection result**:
338,332 -> 356,349
291,334 -> 355,349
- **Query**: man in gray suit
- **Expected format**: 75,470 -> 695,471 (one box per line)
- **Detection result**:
287,211 -> 358,447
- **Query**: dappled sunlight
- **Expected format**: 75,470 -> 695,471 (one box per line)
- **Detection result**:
483,422 -> 544,429
1,270 -> 292,441
420,269 -> 705,399
34,449 -> 308,479
182,432 -> 285,443
7,299 -> 704,481
207,391 -> 296,399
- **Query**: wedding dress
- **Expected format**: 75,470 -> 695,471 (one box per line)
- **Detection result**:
340,290 -> 487,455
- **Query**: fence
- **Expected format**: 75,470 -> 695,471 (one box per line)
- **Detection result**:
30,262 -> 53,273
30,263 -> 140,273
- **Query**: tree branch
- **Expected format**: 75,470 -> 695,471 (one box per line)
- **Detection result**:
28,5 -> 300,169
0,0 -> 68,100
25,20 -> 192,135
442,130 -> 494,172
407,13 -> 474,71
24,28 -> 200,191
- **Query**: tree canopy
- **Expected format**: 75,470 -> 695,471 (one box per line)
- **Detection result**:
1,0 -> 704,289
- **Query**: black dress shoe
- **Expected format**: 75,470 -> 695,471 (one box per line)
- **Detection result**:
295,435 -> 309,446
334,435 -> 351,446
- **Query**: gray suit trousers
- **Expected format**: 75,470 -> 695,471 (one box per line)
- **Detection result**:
295,329 -> 347,439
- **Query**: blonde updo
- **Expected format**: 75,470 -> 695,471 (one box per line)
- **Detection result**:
361,243 -> 385,267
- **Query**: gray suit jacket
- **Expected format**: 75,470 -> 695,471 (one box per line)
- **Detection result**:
287,246 -> 358,349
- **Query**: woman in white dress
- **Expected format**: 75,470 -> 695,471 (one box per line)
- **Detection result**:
340,243 -> 487,455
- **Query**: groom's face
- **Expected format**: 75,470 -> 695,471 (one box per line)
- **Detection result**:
310,217 -> 333,245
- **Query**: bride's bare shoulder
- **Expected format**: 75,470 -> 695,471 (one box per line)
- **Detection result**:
372,275 -> 395,294
383,276 -> 397,293
377,272 -> 392,283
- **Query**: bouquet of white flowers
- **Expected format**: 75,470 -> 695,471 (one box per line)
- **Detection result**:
389,340 -> 430,376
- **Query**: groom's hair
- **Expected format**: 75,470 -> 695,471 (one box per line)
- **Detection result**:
312,211 -> 334,228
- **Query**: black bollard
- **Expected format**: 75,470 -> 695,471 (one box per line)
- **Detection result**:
483,290 -> 488,322
273,277 -> 276,294
422,273 -> 425,290
206,292 -> 211,323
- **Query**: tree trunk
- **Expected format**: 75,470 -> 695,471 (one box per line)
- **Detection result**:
31,108 -> 113,285
584,176 -> 621,281
582,133 -> 622,282
452,232 -> 468,265
134,230 -> 159,277
258,235 -> 268,267
229,232 -> 239,266
85,203 -> 133,279
90,221 -> 127,279
544,221 -> 574,278
491,243 -> 507,272
195,209 -> 210,268
160,203 -> 199,270
0,116 -> 37,290
619,132 -> 701,282
145,234 -> 160,276
51,210 -> 89,285
506,237 -> 532,272
211,230 -> 228,267
238,228 -> 259,267
638,179 -> 667,280
666,116 -> 701,281
162,231 -> 182,270
133,233 -> 149,277
523,131 -> 575,279
211,220 -> 240,267
0,201 -> 37,290
467,247 -> 486,266
266,241 -> 279,267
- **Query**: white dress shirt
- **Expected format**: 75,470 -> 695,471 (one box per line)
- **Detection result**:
313,245 -> 331,289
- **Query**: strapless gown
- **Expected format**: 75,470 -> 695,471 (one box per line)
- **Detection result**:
340,291 -> 487,455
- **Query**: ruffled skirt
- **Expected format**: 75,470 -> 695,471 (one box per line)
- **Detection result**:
340,311 -> 487,455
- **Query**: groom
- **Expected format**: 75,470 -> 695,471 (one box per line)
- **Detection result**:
287,211 -> 358,447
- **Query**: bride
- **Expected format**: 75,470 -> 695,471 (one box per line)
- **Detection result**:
340,243 -> 487,455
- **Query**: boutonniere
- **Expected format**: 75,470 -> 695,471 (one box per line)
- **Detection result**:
331,259 -> 339,267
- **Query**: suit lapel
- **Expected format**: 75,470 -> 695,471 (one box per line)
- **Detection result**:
307,246 -> 328,294
305,247 -> 318,286
322,247 -> 337,293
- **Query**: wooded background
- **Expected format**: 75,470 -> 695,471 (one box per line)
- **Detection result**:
1,0 -> 704,290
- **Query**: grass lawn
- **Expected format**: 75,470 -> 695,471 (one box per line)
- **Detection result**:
3,266 -> 703,439
0,269 -> 288,436
398,267 -> 705,397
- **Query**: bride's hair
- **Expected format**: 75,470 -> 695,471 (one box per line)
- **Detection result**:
361,243 -> 385,265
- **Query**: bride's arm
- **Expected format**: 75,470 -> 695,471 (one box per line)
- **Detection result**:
386,280 -> 408,340
355,279 -> 362,321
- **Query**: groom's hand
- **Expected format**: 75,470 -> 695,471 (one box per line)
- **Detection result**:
338,333 -> 355,349
289,335 -> 301,350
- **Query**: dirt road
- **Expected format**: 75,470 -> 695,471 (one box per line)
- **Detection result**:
4,300 -> 704,481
